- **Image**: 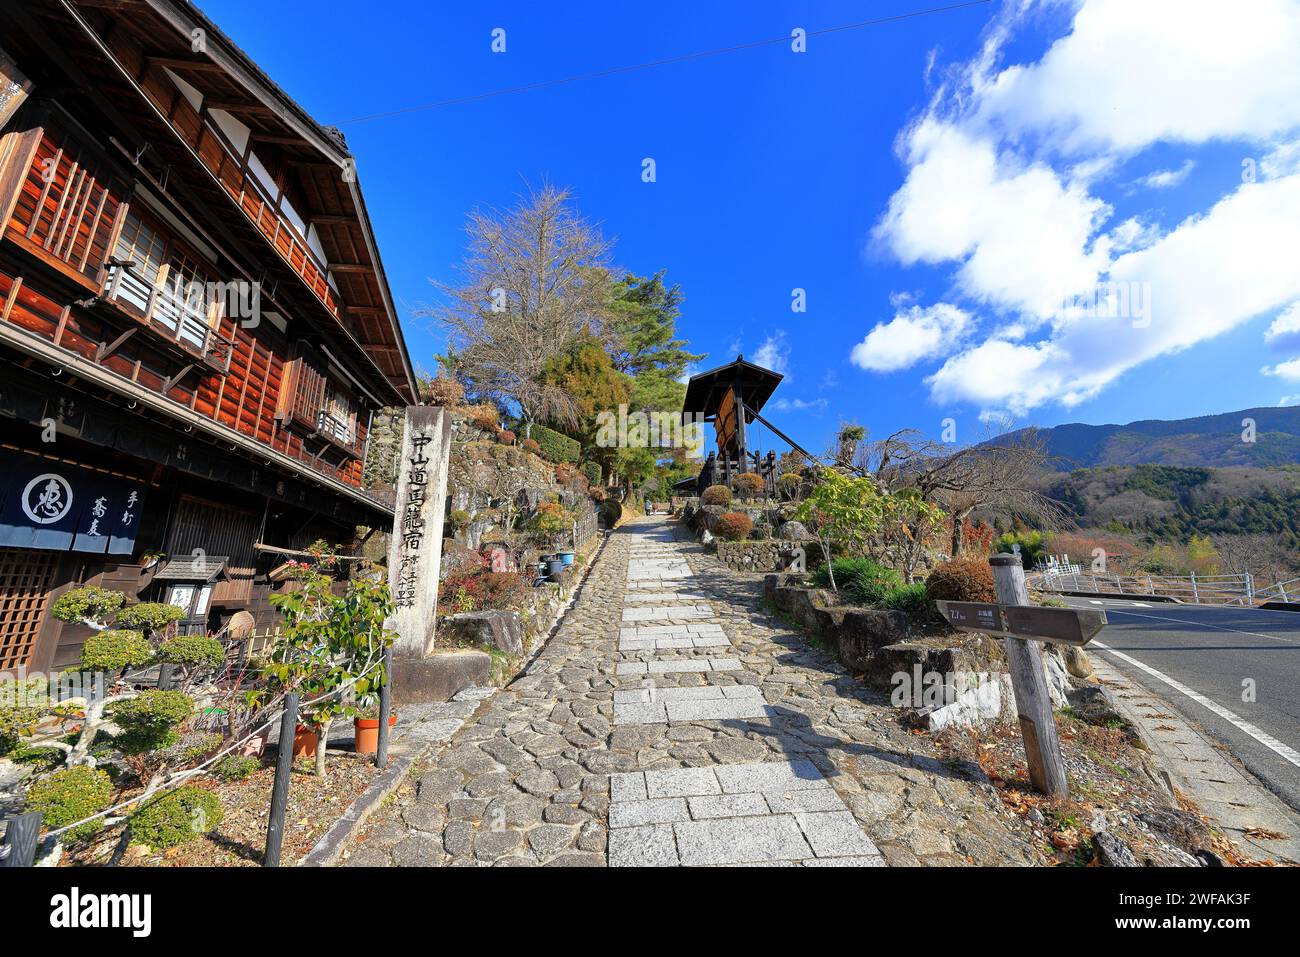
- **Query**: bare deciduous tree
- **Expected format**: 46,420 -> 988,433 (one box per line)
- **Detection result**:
856,427 -> 1070,556
427,183 -> 614,437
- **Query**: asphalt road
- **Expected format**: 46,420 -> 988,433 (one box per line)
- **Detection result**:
1060,596 -> 1300,812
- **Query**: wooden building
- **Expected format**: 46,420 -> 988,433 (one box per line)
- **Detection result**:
0,1 -> 417,673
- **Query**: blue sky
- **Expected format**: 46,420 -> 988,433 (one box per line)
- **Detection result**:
202,0 -> 1300,455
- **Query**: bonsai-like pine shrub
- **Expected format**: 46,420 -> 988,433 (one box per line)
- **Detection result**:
582,461 -> 601,487
128,786 -> 222,849
925,557 -> 997,604
156,635 -> 225,671
497,429 -> 516,445
700,484 -> 732,507
51,585 -> 125,626
80,630 -> 153,671
713,512 -> 754,541
114,602 -> 185,634
212,754 -> 261,781
26,766 -> 113,841
521,437 -> 541,454
448,509 -> 472,532
110,690 -> 195,754
732,473 -> 765,499
528,424 -> 581,464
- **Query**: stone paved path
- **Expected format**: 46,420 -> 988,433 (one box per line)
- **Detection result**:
342,517 -> 1041,867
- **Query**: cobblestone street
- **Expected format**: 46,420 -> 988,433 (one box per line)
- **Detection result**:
342,517 -> 1041,867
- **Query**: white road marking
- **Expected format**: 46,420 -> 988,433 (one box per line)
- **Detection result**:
1092,640 -> 1300,770
1102,609 -> 1300,646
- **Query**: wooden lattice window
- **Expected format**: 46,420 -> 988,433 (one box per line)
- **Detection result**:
0,548 -> 58,671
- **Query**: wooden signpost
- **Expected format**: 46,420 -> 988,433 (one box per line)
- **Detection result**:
935,555 -> 1108,798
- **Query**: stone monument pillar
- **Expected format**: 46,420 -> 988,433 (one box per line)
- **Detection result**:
385,406 -> 488,702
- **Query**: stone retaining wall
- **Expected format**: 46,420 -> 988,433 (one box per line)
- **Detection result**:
763,573 -> 1027,729
714,539 -> 808,572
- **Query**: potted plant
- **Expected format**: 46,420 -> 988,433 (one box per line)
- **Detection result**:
352,692 -> 397,755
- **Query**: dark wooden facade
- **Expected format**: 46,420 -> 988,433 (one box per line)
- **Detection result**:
0,0 -> 416,672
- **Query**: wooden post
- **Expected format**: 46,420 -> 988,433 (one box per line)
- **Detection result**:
375,645 -> 393,770
264,692 -> 298,867
0,812 -> 41,868
990,554 -> 1069,797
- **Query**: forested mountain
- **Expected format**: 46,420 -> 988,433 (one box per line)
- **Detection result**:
996,406 -> 1300,470
1040,463 -> 1300,553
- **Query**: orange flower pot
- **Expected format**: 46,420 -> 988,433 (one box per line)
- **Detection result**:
353,713 -> 398,755
292,725 -> 319,759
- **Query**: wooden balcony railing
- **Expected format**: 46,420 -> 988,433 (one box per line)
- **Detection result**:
102,259 -> 235,373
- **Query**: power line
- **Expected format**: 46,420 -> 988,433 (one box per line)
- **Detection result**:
332,0 -> 993,126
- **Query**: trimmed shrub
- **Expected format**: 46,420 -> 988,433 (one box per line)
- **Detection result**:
51,585 -> 125,625
80,630 -> 153,671
700,484 -> 732,507
110,690 -> 195,754
128,786 -> 222,849
521,438 -> 541,454
528,424 -> 581,464
114,602 -> 185,633
925,557 -> 997,604
448,509 -> 471,531
212,754 -> 261,781
156,635 -> 226,671
732,473 -> 765,499
582,461 -> 601,487
497,429 -> 516,445
26,766 -> 113,841
713,512 -> 753,541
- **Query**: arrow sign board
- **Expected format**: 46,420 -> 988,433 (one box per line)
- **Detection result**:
935,601 -> 1107,647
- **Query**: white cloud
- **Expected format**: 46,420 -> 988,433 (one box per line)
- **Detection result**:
1134,160 -> 1194,190
1279,395 -> 1300,406
1264,357 -> 1300,382
927,163 -> 1300,413
850,302 -> 971,372
869,0 -> 1300,416
1107,216 -> 1161,254
752,331 -> 790,375
975,0 -> 1300,154
772,397 -> 828,413
1264,301 -> 1300,351
876,121 -> 1109,318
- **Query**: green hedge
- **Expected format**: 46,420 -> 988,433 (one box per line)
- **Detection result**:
527,424 -> 581,464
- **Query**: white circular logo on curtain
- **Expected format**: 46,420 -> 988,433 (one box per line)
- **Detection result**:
21,473 -> 74,524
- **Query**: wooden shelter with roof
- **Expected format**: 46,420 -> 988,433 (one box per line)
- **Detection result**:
677,355 -> 815,496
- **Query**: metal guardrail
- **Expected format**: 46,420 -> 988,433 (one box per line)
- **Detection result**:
1035,569 -> 1259,605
